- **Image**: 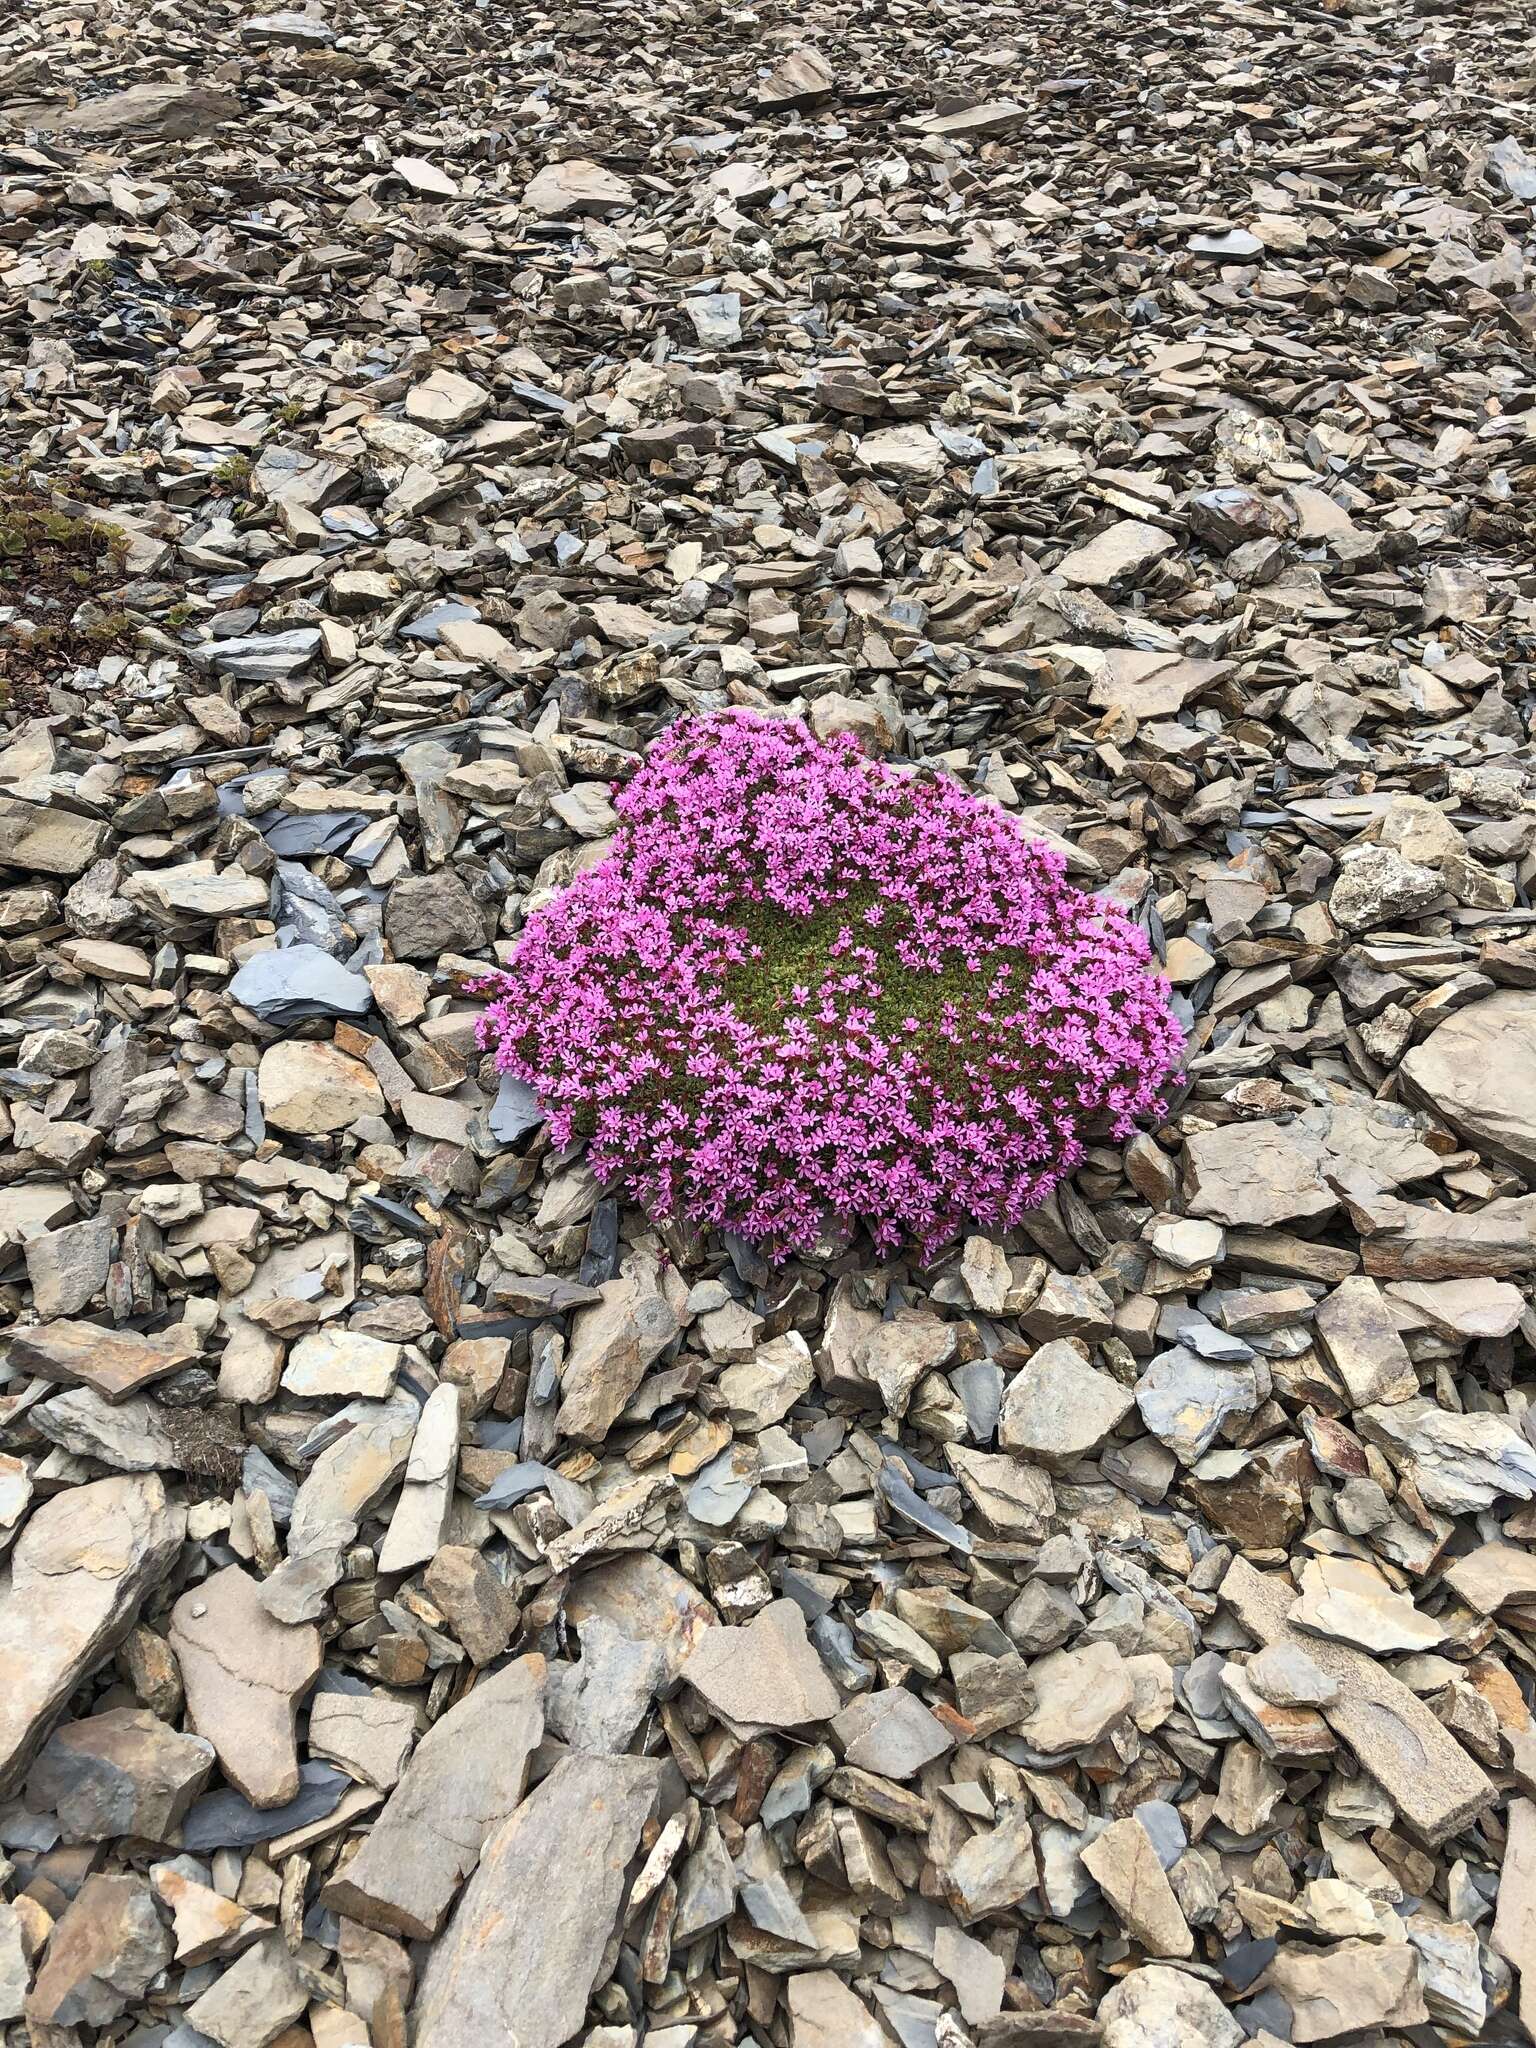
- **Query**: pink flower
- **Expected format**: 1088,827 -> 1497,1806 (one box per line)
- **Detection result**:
477,711 -> 1183,1259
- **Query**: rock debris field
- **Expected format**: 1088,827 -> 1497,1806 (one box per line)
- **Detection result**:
5,0 -> 1536,2045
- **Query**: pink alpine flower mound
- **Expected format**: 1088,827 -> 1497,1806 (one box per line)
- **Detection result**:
478,711 -> 1183,1258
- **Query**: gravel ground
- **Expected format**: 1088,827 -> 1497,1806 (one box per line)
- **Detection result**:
4,1 -> 1536,2044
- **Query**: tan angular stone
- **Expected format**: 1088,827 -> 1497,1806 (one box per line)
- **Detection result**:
0,1475 -> 186,1796
321,1654 -> 544,1941
999,1341 -> 1133,1466
1401,990 -> 1536,1173
523,158 -> 634,218
1058,518 -> 1176,587
1291,1555 -> 1442,1656
27,1707 -> 213,1842
376,1381 -> 458,1575
7,1319 -> 197,1402
1263,1935 -> 1426,2040
941,1805 -> 1039,1923
0,796 -> 108,876
1313,1277 -> 1417,1407
566,1552 -> 718,1681
24,1873 -> 169,2030
184,1931 -> 307,2048
786,1969 -> 887,2047
257,1039 -> 384,1135
151,1863 -> 272,1964
1097,1965 -> 1242,2046
170,1566 -> 322,1808
1184,1120 -> 1333,1229
1494,1796 -> 1536,2034
679,1597 -> 838,1729
757,46 -> 835,106
421,1545 -> 519,1666
411,1752 -> 664,2048
1016,1642 -> 1134,1753
555,1250 -> 680,1442
307,1688 -> 418,1791
1444,1540 -> 1536,1616
1081,1817 -> 1193,1957
853,1311 -> 956,1418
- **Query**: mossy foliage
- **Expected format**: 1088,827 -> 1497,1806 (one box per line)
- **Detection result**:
0,473 -> 135,707
723,889 -> 1024,1079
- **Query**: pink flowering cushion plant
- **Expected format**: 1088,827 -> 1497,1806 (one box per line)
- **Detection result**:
477,710 -> 1184,1259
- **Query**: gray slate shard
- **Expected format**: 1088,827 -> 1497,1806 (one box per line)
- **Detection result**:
473,1459 -> 592,1521
275,859 -> 347,914
241,1448 -> 296,1523
400,600 -> 481,642
228,944 -> 373,1025
490,1070 -> 545,1142
878,1462 -> 973,1553
195,629 -> 321,680
579,1196 -> 621,1285
181,1761 -> 350,1850
1134,1799 -> 1187,1869
257,811 -> 372,858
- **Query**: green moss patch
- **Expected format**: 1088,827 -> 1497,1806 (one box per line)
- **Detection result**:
0,474 -> 137,710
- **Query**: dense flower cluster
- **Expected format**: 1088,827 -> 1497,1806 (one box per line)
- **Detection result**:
477,711 -> 1184,1258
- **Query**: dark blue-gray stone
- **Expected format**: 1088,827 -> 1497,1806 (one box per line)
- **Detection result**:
182,1762 -> 349,1850
229,943 -> 372,1025
489,1072 -> 544,1143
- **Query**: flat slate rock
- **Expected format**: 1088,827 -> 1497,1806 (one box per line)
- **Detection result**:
169,1566 -> 322,1810
7,1320 -> 197,1401
0,1476 -> 185,1796
679,1598 -> 840,1730
320,1652 -> 545,1939
411,1751 -> 666,2048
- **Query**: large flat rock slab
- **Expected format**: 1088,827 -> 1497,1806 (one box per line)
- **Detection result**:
0,1476 -> 185,1796
411,1751 -> 666,2048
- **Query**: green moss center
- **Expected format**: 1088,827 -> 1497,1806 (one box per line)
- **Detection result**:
722,892 -> 1017,1064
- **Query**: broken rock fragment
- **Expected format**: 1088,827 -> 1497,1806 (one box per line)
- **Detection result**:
1097,1965 -> 1242,2046
321,1652 -> 544,1940
411,1751 -> 665,2048
170,1565 -> 322,1808
24,1873 -> 170,2030
0,1474 -> 185,1795
1017,1641 -> 1134,1753
257,1038 -> 385,1135
7,1318 -> 196,1401
523,158 -> 634,218
999,1341 -> 1133,1465
1264,1936 -> 1427,2039
1058,519 -> 1176,587
28,1708 -> 214,1842
184,1930 -> 308,2048
1401,990 -> 1536,1173
1312,1276 -> 1417,1406
757,47 -> 835,107
555,1251 -> 680,1441
786,1969 -> 886,2046
376,1380 -> 458,1573
832,1688 -> 953,1780
1081,1817 -> 1193,1958
680,1597 -> 839,1729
